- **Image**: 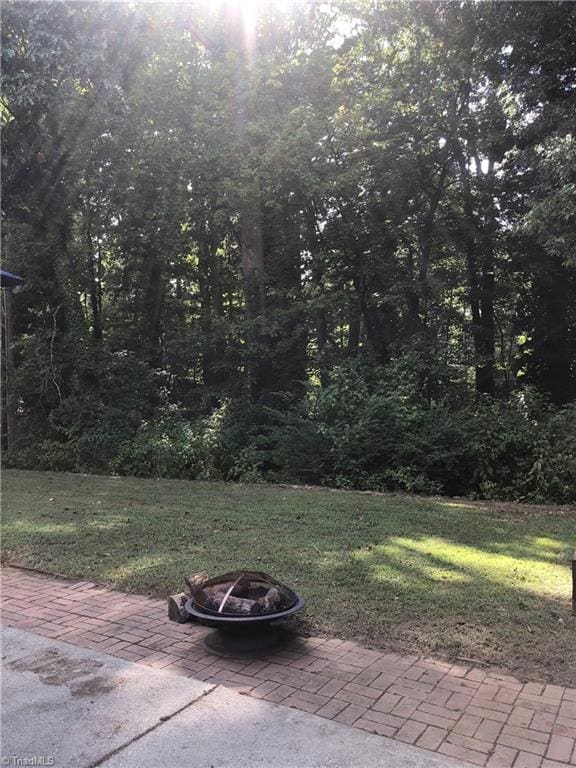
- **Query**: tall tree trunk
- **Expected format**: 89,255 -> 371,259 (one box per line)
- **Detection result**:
263,199 -> 308,399
239,207 -> 273,399
142,256 -> 164,368
198,236 -> 213,384
356,254 -> 395,364
1,288 -> 16,451
405,245 -> 421,335
209,236 -> 224,318
54,217 -> 84,396
198,234 -> 227,397
478,248 -> 496,395
348,312 -> 361,355
525,254 -> 576,404
362,302 -> 392,364
348,273 -> 362,355
457,153 -> 495,396
240,209 -> 265,321
306,205 -> 329,385
86,222 -> 103,343
417,158 -> 450,326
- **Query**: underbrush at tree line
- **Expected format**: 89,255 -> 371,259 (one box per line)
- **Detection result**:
5,354 -> 575,504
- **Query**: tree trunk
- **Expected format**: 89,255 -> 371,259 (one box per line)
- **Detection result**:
240,210 -> 265,321
348,273 -> 362,355
265,201 -> 308,397
362,302 -> 392,364
457,153 -> 495,396
417,158 -> 450,327
86,222 -> 103,343
239,208 -> 274,399
359,265 -> 393,364
1,288 -> 15,451
307,205 -> 329,385
54,217 -> 84,397
526,255 -> 576,404
405,246 -> 421,335
478,251 -> 496,395
197,231 -> 227,400
348,312 -> 361,355
198,236 -> 213,385
142,257 -> 164,368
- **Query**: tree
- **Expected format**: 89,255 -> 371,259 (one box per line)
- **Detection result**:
2,0 -> 575,499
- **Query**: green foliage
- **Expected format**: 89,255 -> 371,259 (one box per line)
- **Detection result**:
2,1 -> 575,504
522,135 -> 576,268
519,402 -> 576,503
6,351 -> 157,473
237,365 -> 576,502
5,350 -> 575,501
112,404 -> 221,480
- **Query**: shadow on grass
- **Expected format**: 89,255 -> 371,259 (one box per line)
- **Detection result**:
2,470 -> 574,684
289,533 -> 575,686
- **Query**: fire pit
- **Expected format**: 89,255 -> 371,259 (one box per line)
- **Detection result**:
184,570 -> 305,657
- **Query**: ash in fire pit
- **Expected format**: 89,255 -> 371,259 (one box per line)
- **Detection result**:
177,570 -> 304,657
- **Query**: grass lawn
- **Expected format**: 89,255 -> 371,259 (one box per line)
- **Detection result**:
2,469 -> 575,685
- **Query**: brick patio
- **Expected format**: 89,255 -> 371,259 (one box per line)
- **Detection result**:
1,565 -> 575,768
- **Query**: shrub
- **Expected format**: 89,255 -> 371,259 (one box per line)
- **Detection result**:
112,403 -> 223,480
5,353 -> 574,503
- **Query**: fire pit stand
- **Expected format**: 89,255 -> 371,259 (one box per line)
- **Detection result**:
184,571 -> 305,658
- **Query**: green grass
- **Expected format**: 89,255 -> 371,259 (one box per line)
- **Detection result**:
2,469 -> 575,684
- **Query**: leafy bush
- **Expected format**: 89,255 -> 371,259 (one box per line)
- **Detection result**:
5,350 -> 157,473
5,354 -> 575,503
111,403 -> 221,480
518,402 -> 576,503
246,362 -> 576,502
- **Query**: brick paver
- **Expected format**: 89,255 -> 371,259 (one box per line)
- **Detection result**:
2,566 -> 575,768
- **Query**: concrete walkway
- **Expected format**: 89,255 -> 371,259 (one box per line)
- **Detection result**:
2,567 -> 575,768
1,627 -> 470,768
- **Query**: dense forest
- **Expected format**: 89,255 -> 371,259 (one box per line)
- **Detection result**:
2,1 -> 575,502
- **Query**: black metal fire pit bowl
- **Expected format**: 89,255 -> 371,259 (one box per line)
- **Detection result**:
184,570 -> 305,658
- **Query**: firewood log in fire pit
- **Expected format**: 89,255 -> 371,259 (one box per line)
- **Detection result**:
169,572 -> 210,623
184,571 -> 210,595
168,592 -> 190,623
257,587 -> 284,614
231,575 -> 251,598
204,593 -> 262,615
